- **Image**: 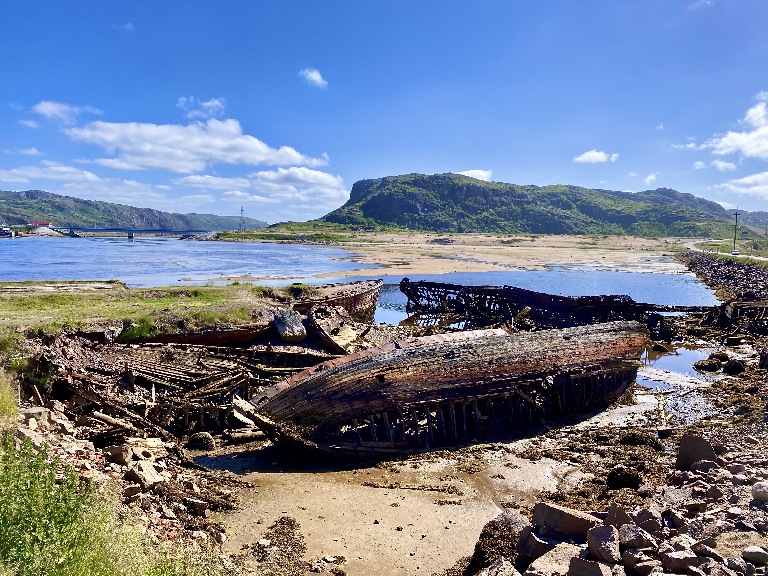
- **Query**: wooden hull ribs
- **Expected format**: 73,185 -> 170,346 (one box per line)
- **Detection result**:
248,321 -> 648,457
293,279 -> 383,323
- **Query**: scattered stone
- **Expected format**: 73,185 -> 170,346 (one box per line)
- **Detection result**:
676,434 -> 717,472
532,502 -> 600,539
660,549 -> 698,573
523,543 -> 584,576
691,459 -> 719,473
587,525 -> 620,563
515,526 -> 557,561
723,359 -> 746,375
104,444 -> 134,466
272,309 -> 306,343
124,460 -> 165,490
468,510 -> 530,573
566,557 -> 612,576
694,358 -> 722,372
187,431 -> 216,450
183,497 -> 210,517
618,524 -> 657,549
751,481 -> 768,503
743,547 -> 768,565
474,557 -> 522,576
605,503 -> 633,529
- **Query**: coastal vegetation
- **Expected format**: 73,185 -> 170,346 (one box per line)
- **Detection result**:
321,173 -> 749,238
0,190 -> 266,230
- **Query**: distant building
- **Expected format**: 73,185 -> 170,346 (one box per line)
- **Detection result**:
30,221 -> 52,227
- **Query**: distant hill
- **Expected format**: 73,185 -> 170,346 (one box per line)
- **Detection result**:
0,190 -> 266,230
321,173 -> 741,237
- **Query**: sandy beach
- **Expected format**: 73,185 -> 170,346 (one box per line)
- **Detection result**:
317,233 -> 694,277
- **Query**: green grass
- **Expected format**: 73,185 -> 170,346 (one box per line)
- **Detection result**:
0,372 -> 16,420
0,433 -> 235,576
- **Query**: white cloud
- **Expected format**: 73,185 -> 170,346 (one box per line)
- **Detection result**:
457,169 -> 493,181
0,161 -> 99,184
299,68 -> 328,89
628,171 -> 637,177
655,122 -> 665,130
673,142 -> 699,150
716,200 -> 737,209
20,147 -> 41,156
688,0 -> 714,8
693,161 -> 706,170
757,91 -> 768,103
18,119 -> 39,128
717,171 -> 768,200
644,173 -> 658,185
573,150 -> 619,163
178,166 -> 348,217
176,96 -> 227,120
712,159 -> 736,172
705,102 -> 768,161
119,22 -> 135,32
31,101 -> 102,125
67,118 -> 329,173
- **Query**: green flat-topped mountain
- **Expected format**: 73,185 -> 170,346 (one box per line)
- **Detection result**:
322,173 -> 738,237
0,190 -> 266,230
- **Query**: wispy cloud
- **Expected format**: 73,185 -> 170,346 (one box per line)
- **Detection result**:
2,147 -> 41,156
18,119 -> 39,128
31,101 -> 102,126
644,173 -> 658,185
0,161 -> 100,184
176,96 -> 226,120
118,22 -> 135,32
712,159 -> 736,172
67,118 -> 329,173
457,169 -> 493,181
655,122 -> 665,131
693,161 -> 706,170
717,171 -> 768,200
573,150 -> 619,163
299,68 -> 328,89
688,0 -> 714,9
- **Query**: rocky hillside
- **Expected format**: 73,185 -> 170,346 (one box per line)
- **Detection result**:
0,190 -> 266,230
322,173 -> 737,237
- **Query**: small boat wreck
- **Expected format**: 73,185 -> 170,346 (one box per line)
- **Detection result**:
399,278 -> 711,330
246,320 -> 647,457
293,279 -> 383,323
308,305 -> 423,354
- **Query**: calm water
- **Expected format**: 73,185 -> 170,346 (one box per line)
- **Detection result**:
0,236 -> 365,286
1,237 -> 719,324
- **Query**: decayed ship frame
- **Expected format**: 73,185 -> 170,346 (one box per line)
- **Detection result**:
247,320 -> 647,457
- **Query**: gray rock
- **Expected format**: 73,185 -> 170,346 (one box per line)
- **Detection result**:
621,548 -> 649,568
516,526 -> 558,562
474,557 -> 523,576
677,434 -> 717,471
587,525 -> 620,563
709,565 -> 739,576
184,497 -> 210,517
566,557 -> 613,576
660,549 -> 698,573
523,543 -> 585,576
726,557 -> 748,572
618,524 -> 657,549
124,460 -> 165,490
187,431 -> 216,450
692,541 -> 724,562
632,560 -> 662,576
532,502 -> 600,540
468,510 -> 530,573
743,547 -> 768,565
751,481 -> 768,503
691,459 -> 719,473
104,444 -> 134,466
605,502 -> 633,529
272,309 -> 306,343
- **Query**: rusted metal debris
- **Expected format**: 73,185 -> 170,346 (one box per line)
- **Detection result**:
247,321 -> 648,457
399,278 -> 710,330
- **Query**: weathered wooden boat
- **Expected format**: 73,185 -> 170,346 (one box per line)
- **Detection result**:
400,278 -> 711,330
308,304 -> 423,354
292,279 -> 383,323
246,320 -> 647,457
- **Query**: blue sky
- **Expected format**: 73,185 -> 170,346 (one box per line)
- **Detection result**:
2,1 -> 768,223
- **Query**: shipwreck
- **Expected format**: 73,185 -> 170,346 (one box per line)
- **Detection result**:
246,320 -> 648,457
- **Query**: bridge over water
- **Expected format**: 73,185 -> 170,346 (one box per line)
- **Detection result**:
49,226 -> 211,239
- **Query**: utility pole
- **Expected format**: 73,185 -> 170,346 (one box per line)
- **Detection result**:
239,206 -> 245,232
733,208 -> 739,252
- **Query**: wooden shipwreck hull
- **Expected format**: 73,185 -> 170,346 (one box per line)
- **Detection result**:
248,321 -> 647,457
293,279 -> 383,323
399,278 -> 710,329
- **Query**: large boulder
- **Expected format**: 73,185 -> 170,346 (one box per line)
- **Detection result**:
272,309 -> 306,343
523,543 -> 585,576
124,460 -> 165,490
587,525 -> 620,563
467,510 -> 530,573
675,434 -> 716,471
532,502 -> 600,540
